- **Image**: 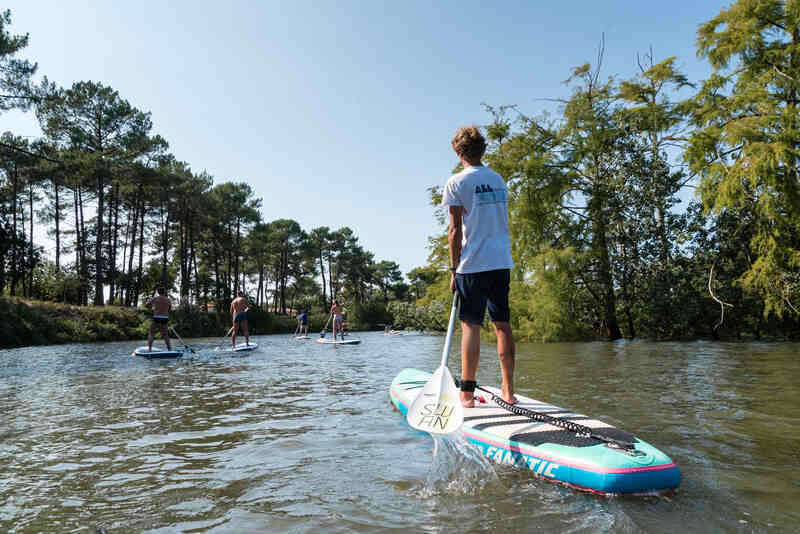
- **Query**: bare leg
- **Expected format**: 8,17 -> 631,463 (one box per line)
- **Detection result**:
243,320 -> 249,345
493,321 -> 516,404
232,323 -> 237,347
460,321 -> 481,408
162,325 -> 171,351
147,324 -> 155,351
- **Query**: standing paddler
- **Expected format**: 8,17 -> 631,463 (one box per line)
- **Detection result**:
146,286 -> 172,352
230,292 -> 251,347
329,299 -> 344,340
441,125 -> 517,408
296,310 -> 309,336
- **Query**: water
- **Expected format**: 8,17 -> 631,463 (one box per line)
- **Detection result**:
1,334 -> 798,533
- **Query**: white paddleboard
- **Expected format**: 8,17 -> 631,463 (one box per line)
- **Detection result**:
230,342 -> 258,352
315,338 -> 361,345
294,335 -> 310,340
132,346 -> 183,358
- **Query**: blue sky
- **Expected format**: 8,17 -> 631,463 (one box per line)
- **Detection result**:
3,0 -> 730,274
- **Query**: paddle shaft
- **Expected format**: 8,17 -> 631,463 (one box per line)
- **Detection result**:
169,327 -> 194,353
439,294 -> 459,367
320,311 -> 333,336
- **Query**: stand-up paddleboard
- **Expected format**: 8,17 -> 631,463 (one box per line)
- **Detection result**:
294,335 -> 310,340
316,338 -> 361,345
390,368 -> 680,495
132,346 -> 183,358
227,342 -> 258,352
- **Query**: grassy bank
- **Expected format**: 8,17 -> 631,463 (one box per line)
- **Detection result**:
0,297 -> 329,349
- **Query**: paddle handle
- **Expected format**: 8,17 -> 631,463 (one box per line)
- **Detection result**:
439,294 -> 459,368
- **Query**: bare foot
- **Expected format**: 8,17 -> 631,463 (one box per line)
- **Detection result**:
460,392 -> 475,408
502,394 -> 518,405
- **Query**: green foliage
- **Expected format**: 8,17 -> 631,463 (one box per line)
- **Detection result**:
688,0 -> 800,317
510,248 -> 597,342
0,9 -> 37,114
348,297 -> 393,330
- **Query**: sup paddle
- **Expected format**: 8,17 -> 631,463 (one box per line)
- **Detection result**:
169,327 -> 196,354
320,311 -> 333,338
217,325 -> 234,349
406,294 -> 464,434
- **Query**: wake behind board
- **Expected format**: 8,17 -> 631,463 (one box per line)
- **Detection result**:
316,338 -> 361,345
390,368 -> 680,495
132,346 -> 183,358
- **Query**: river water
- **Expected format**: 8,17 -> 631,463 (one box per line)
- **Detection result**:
0,333 -> 797,533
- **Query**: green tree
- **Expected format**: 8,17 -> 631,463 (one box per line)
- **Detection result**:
687,0 -> 800,317
37,81 -> 154,305
0,9 -> 36,115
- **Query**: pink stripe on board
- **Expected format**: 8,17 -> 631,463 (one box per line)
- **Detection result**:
460,428 -> 676,474
390,386 -> 407,408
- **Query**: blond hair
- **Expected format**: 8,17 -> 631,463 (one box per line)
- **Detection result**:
451,125 -> 486,162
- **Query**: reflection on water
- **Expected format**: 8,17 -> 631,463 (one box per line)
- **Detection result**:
0,335 -> 798,532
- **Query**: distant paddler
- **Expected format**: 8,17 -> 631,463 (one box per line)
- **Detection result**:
230,292 -> 251,347
145,286 -> 172,352
296,310 -> 310,336
329,299 -> 344,341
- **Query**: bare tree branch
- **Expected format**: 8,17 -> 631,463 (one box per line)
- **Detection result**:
708,263 -> 733,330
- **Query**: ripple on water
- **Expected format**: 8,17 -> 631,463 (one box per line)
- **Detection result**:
1,335 -> 799,532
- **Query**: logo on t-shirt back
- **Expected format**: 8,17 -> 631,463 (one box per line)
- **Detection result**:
475,183 -> 507,205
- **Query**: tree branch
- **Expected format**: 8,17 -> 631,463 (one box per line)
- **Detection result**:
708,263 -> 733,331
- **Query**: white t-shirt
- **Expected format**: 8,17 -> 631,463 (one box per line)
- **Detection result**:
441,165 -> 514,274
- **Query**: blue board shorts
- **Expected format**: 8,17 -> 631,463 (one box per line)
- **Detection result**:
454,269 -> 511,325
234,311 -> 247,323
152,315 -> 169,325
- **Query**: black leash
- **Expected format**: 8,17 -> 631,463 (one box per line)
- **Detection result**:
456,379 -> 637,452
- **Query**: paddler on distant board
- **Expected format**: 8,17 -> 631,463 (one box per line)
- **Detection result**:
330,299 -> 344,340
442,125 -> 517,408
230,292 -> 250,347
297,310 -> 309,335
146,286 -> 172,352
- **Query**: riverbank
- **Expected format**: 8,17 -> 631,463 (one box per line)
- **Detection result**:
0,297 -> 329,349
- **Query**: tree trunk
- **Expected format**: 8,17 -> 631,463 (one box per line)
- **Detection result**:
136,198 -> 145,306
95,172 -> 105,306
54,178 -> 61,271
106,184 -> 116,302
10,162 -> 18,296
319,251 -> 327,309
78,186 -> 88,305
160,199 -> 169,287
73,186 -> 81,302
28,178 -> 34,297
595,218 -> 622,340
234,219 -> 241,296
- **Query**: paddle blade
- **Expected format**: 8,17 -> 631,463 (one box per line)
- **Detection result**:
406,365 -> 464,434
